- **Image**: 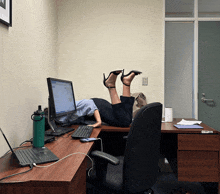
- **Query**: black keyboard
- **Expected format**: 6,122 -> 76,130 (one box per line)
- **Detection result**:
71,125 -> 93,139
45,127 -> 74,136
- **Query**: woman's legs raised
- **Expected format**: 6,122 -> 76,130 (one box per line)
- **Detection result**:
104,70 -> 141,104
108,88 -> 121,104
122,72 -> 136,97
104,71 -> 121,105
122,84 -> 131,97
106,72 -> 136,104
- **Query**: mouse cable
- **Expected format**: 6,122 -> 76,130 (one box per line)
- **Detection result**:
19,140 -> 32,146
33,152 -> 94,176
0,164 -> 33,183
97,138 -> 103,152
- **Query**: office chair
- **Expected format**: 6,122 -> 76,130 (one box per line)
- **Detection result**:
87,102 -> 162,194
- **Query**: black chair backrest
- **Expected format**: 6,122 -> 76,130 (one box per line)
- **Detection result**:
123,102 -> 162,193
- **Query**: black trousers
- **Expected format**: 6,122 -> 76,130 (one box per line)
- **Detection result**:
92,96 -> 135,127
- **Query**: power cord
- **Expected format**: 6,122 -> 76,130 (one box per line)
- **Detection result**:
97,138 -> 103,152
0,164 -> 34,183
20,140 -> 32,146
33,152 -> 94,176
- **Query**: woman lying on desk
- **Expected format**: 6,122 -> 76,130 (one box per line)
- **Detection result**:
74,69 -> 142,128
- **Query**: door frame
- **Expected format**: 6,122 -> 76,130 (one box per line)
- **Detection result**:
164,0 -> 220,119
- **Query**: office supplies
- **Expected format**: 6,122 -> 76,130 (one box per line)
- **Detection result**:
31,105 -> 45,147
46,77 -> 77,136
0,128 -> 59,167
174,124 -> 203,129
80,138 -> 98,142
71,125 -> 93,139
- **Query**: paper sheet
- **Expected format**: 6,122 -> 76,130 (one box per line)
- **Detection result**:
177,119 -> 202,125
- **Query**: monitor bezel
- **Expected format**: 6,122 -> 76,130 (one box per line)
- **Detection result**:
47,77 -> 77,118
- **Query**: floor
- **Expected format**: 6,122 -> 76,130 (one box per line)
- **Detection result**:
150,158 -> 217,194
87,173 -> 218,194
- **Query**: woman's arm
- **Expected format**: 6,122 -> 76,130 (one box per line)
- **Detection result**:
89,109 -> 102,128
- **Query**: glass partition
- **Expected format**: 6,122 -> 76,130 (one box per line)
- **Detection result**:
165,22 -> 194,118
165,0 -> 194,17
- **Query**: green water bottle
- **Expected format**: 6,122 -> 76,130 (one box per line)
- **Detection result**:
32,105 -> 45,148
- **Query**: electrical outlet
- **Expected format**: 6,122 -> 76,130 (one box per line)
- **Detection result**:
142,77 -> 148,86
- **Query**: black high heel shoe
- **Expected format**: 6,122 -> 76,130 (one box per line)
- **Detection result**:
121,69 -> 142,86
103,70 -> 122,88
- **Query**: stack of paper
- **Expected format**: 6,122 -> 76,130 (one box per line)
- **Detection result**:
174,119 -> 203,129
177,119 -> 202,125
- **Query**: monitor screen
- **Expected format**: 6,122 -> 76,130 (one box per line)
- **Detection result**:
47,78 -> 77,118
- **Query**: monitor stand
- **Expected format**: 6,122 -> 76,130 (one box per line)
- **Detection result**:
45,97 -> 75,136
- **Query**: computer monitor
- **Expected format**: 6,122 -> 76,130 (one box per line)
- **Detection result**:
47,77 -> 77,120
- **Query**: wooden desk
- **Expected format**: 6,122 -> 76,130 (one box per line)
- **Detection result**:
161,119 -> 219,184
0,120 -> 219,193
101,118 -> 218,134
0,126 -> 101,194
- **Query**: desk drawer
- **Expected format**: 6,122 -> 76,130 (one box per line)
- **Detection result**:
178,150 -> 218,182
178,134 -> 219,151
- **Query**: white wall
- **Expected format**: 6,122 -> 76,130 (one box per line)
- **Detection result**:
0,0 -> 58,157
56,0 -> 164,103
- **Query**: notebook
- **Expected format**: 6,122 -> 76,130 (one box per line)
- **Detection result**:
174,124 -> 203,129
0,128 -> 59,167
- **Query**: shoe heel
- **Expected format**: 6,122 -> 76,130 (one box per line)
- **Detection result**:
121,69 -> 130,86
103,73 -> 107,87
121,69 -> 125,83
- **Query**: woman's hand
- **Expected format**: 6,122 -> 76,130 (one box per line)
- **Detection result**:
88,109 -> 102,128
88,121 -> 102,128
